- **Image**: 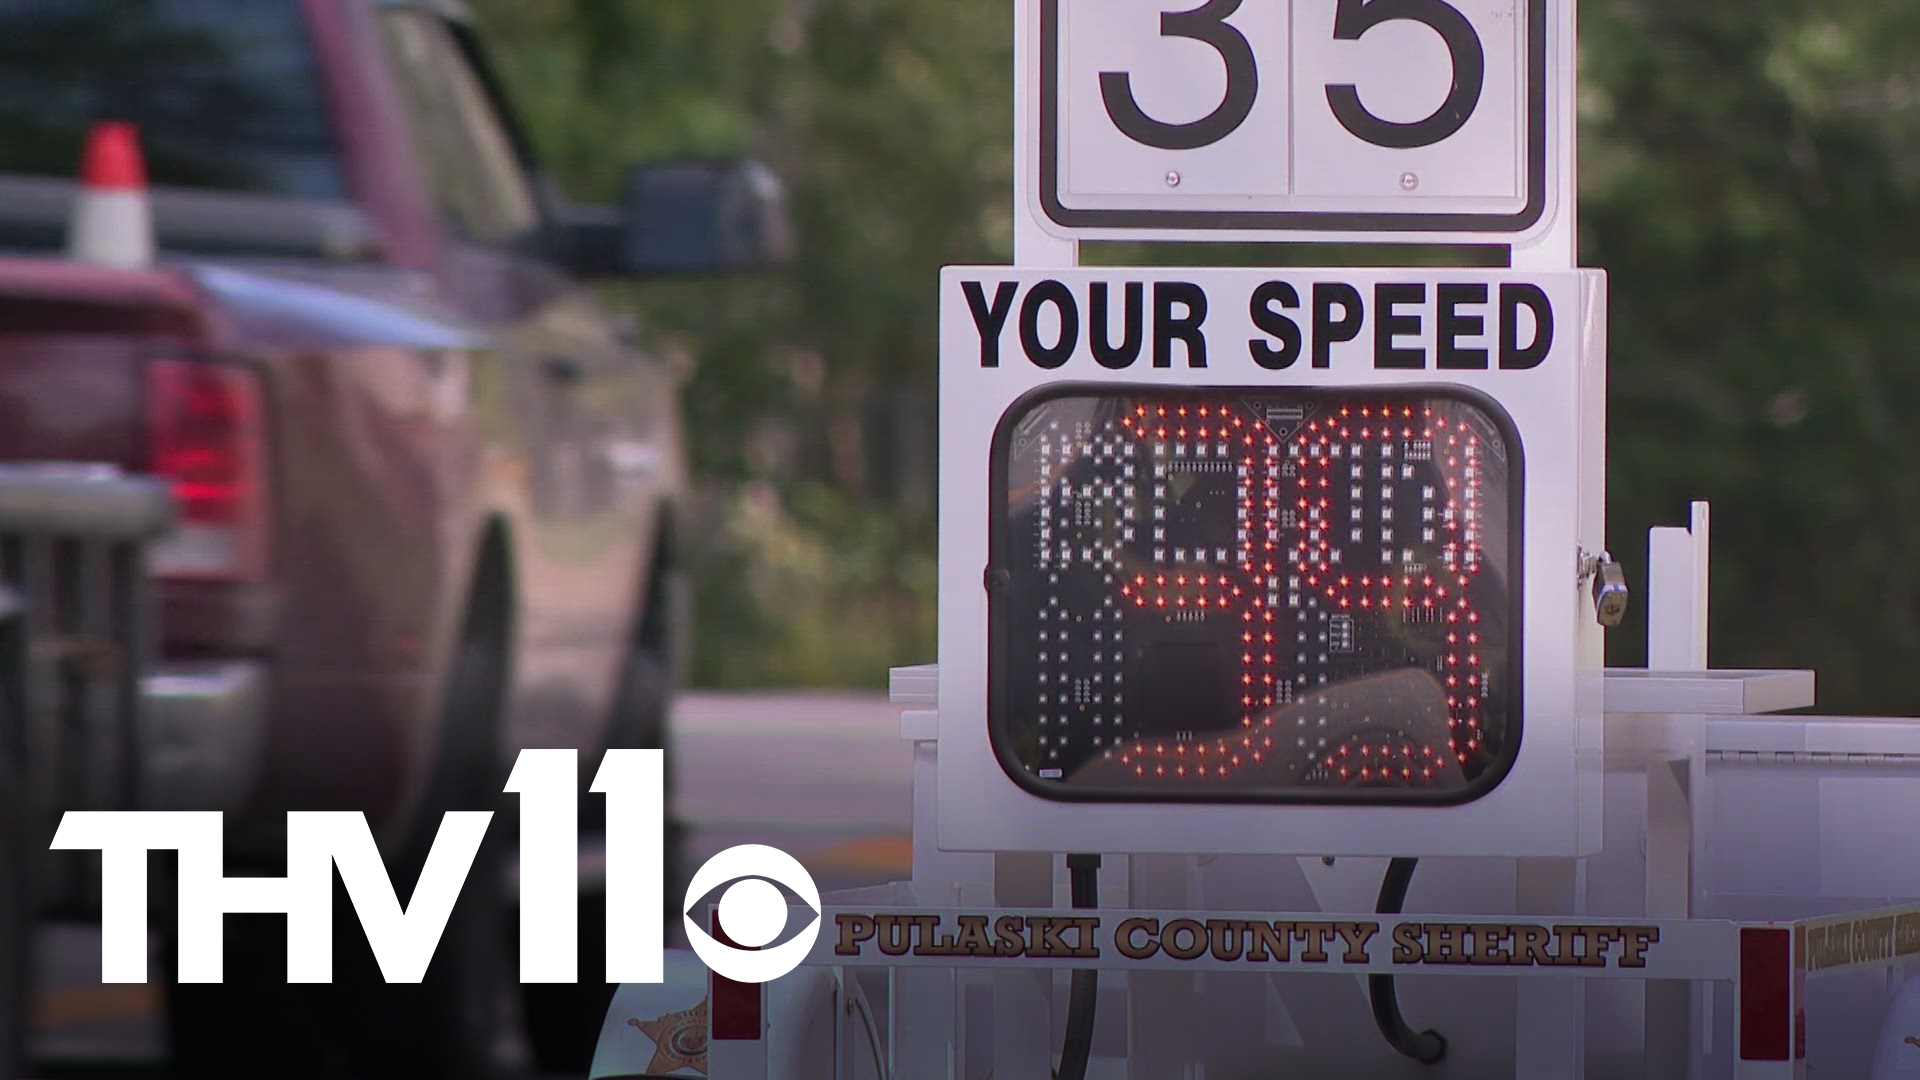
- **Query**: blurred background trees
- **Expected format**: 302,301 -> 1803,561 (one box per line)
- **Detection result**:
470,0 -> 1920,712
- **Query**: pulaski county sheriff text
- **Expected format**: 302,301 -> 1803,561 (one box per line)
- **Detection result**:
834,914 -> 1662,969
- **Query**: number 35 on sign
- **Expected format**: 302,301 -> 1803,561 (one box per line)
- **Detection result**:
1031,0 -> 1563,242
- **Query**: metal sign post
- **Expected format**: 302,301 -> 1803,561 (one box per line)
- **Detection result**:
995,1 -> 1591,1077
975,0 -> 1589,1068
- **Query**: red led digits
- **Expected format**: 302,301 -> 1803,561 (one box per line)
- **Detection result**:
1306,409 -> 1489,779
1121,399 -> 1492,787
1000,390 -> 1510,801
1118,402 -> 1261,776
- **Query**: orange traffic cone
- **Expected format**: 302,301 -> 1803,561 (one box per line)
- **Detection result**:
68,121 -> 154,269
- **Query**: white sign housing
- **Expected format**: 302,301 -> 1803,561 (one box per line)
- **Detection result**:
936,267 -> 1607,858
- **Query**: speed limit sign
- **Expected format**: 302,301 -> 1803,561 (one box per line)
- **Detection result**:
1027,0 -> 1566,244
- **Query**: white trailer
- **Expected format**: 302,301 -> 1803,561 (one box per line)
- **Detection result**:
593,0 -> 1920,1074
589,516 -> 1920,1079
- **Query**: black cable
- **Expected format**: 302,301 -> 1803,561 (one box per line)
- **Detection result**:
1370,857 -> 1448,1064
1054,853 -> 1102,1080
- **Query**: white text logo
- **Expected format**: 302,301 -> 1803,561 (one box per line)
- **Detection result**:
52,749 -> 816,986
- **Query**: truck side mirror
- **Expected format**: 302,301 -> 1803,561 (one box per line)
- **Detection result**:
557,159 -> 794,279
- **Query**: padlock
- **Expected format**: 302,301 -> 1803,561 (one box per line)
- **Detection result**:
1592,554 -> 1630,628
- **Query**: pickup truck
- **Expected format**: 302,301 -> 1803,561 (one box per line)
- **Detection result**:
0,1 -> 785,1076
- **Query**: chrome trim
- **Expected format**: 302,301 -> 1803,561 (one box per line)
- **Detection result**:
139,661 -> 267,812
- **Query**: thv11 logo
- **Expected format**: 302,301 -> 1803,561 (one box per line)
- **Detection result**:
51,749 -> 821,986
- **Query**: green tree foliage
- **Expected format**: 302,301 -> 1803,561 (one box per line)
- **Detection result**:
1582,4 -> 1920,709
470,0 -> 1011,686
473,0 -> 1920,710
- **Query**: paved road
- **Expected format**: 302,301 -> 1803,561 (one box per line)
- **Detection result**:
667,691 -> 913,896
29,691 -> 911,1075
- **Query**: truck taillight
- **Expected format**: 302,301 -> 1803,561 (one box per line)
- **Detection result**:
146,358 -> 268,581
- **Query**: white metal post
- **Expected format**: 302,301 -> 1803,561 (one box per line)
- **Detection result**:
1644,756 -> 1695,1079
1126,854 -> 1200,1079
898,695 -> 986,1080
1514,858 -> 1587,1079
1647,503 -> 1710,671
1509,0 -> 1579,272
1013,0 -> 1076,269
994,852 -> 1057,1080
1645,502 -> 1711,1077
1689,745 -> 1715,1080
1004,5 -> 1075,1075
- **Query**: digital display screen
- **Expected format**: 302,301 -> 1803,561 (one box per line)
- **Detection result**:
987,386 -> 1523,805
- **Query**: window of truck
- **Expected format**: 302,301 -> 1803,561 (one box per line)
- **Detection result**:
376,10 -> 542,249
0,0 -> 345,201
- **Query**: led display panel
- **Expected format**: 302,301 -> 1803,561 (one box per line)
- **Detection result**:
988,385 -> 1523,806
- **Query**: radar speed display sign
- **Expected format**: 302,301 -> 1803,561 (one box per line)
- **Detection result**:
1026,0 -> 1570,245
991,384 -> 1523,806
937,268 -> 1607,859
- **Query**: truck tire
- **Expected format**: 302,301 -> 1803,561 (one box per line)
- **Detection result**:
521,557 -> 688,1074
166,548 -> 515,1080
165,913 -> 333,1078
339,543 -> 516,1079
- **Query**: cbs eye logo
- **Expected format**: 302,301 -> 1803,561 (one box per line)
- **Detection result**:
683,845 -> 821,983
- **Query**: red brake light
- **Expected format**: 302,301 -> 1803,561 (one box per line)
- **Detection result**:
147,358 -> 268,581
